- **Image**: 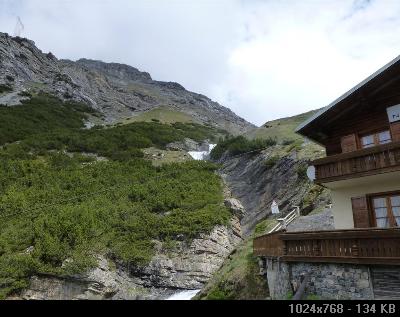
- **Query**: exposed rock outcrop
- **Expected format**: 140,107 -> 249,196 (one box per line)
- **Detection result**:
0,32 -> 255,135
12,210 -> 243,299
15,257 -> 150,300
166,138 -> 210,152
130,217 -> 242,290
12,217 -> 242,300
216,144 -> 330,235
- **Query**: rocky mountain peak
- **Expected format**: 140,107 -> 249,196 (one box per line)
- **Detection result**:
0,32 -> 255,134
75,58 -> 153,82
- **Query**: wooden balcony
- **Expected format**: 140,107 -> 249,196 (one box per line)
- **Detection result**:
312,141 -> 400,183
253,227 -> 400,265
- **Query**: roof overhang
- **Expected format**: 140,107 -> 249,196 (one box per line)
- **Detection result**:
296,54 -> 400,143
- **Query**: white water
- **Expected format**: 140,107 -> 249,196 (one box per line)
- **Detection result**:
188,144 -> 216,161
166,289 -> 201,300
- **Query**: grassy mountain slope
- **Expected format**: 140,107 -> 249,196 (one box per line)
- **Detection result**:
122,106 -> 198,124
245,109 -> 320,142
195,238 -> 270,300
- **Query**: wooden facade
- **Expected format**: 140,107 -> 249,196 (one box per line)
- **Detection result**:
312,140 -> 400,183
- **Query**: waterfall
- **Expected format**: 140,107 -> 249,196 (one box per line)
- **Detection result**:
188,144 -> 216,161
165,289 -> 201,300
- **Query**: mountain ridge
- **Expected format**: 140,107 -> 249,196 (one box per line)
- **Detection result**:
0,32 -> 255,135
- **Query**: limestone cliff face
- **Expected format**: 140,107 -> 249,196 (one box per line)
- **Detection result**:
0,33 -> 254,135
130,216 -> 242,290
216,144 -> 331,235
11,215 -> 242,300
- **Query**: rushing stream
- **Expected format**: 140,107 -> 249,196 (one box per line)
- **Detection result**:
188,144 -> 216,161
166,289 -> 201,300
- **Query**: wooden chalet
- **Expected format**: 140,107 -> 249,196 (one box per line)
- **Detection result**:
254,55 -> 400,267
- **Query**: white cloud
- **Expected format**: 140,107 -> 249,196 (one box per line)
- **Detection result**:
1,0 -> 400,125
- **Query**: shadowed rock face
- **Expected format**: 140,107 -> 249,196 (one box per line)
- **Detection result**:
0,32 -> 255,135
217,147 -> 330,236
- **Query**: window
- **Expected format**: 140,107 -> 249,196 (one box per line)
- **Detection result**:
361,130 -> 392,149
371,193 -> 400,228
361,134 -> 374,148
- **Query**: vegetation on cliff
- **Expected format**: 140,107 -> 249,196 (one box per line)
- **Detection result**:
195,239 -> 269,300
0,94 -> 224,159
0,95 -> 231,298
210,135 -> 276,160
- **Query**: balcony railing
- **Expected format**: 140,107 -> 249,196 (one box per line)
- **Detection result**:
253,227 -> 400,265
268,206 -> 300,233
312,141 -> 400,183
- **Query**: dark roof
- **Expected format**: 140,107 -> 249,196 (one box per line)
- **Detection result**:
296,54 -> 400,142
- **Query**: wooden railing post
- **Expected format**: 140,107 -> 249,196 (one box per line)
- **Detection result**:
313,240 -> 321,256
283,240 -> 288,256
352,240 -> 359,257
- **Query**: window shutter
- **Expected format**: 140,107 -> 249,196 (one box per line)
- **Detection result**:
390,122 -> 400,142
351,196 -> 371,228
341,134 -> 358,153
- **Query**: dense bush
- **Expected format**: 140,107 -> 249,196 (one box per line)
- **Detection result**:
210,136 -> 277,160
0,156 -> 231,298
0,93 -> 92,145
296,163 -> 308,180
0,94 -> 224,161
0,93 -> 231,298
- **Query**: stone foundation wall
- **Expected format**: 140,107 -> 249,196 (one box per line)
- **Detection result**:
263,258 -> 374,300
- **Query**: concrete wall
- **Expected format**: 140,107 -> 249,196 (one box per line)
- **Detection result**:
263,258 -> 374,300
326,171 -> 400,229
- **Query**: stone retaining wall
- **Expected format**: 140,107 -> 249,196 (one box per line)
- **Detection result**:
262,258 -> 374,300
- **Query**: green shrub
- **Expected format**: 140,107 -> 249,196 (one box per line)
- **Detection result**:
254,218 -> 277,237
205,287 -> 234,300
0,93 -> 91,145
0,84 -> 12,94
0,94 -> 225,162
281,138 -> 295,146
0,156 -> 231,297
210,136 -> 277,160
296,164 -> 308,180
265,156 -> 280,168
0,93 -> 232,297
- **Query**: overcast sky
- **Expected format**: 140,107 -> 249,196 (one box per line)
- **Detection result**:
1,0 -> 400,126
